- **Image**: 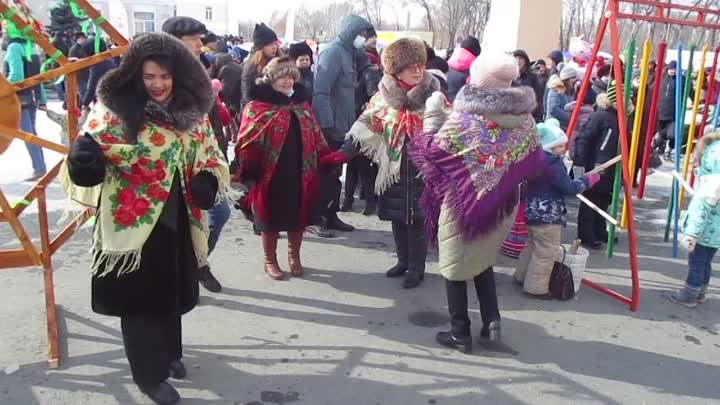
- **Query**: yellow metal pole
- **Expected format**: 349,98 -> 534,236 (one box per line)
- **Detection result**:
621,39 -> 652,228
679,45 -> 708,208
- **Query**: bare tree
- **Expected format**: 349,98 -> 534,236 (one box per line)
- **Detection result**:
268,10 -> 288,36
437,0 -> 466,49
412,0 -> 435,39
356,0 -> 383,30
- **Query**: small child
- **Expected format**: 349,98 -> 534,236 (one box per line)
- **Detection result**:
670,133 -> 720,307
514,119 -> 600,298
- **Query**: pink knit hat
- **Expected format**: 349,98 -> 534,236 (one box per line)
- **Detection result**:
469,51 -> 519,88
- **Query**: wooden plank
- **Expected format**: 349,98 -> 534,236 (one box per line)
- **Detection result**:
66,72 -> 79,139
0,191 -> 40,265
73,0 -> 129,46
0,125 -> 69,154
4,47 -> 126,96
577,193 -> 620,226
37,187 -> 60,368
0,248 -> 34,269
0,2 -> 69,65
0,161 -> 63,222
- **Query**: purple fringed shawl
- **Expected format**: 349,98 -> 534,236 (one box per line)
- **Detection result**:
409,109 -> 543,244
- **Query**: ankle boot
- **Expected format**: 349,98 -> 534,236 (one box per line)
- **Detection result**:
261,232 -> 285,280
287,230 -> 304,277
139,381 -> 180,405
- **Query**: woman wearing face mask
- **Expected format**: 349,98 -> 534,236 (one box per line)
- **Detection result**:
321,38 -> 443,289
235,56 -> 334,281
241,23 -> 281,106
62,33 -> 230,405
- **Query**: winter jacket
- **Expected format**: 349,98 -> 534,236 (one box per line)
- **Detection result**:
313,15 -> 373,137
682,136 -> 720,248
82,58 -> 116,107
565,101 -> 594,160
446,47 -> 475,102
513,67 -> 544,122
572,93 -> 619,193
298,67 -> 315,105
658,70 -> 684,122
232,45 -> 249,63
241,59 -> 261,106
218,61 -> 245,113
544,75 -> 573,129
526,151 -> 590,226
69,42 -> 90,82
4,40 -> 46,108
354,49 -> 382,117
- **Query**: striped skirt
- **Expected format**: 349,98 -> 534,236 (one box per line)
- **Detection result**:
500,202 -> 528,259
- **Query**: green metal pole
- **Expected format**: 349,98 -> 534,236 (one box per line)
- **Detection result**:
607,40 -> 636,258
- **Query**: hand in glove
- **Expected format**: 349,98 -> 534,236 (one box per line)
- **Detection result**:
584,173 -> 601,188
423,91 -> 451,133
189,171 -> 219,210
68,133 -> 106,187
319,151 -> 348,169
681,235 -> 697,252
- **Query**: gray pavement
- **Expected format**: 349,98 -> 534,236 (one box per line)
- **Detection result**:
1,140 -> 719,404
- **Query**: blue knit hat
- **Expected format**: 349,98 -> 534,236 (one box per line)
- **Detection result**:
538,119 -> 568,152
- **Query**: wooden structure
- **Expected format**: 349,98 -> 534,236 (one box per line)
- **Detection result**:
0,0 -> 127,367
566,0 -> 720,311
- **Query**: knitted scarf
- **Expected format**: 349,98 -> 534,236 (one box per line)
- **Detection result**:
349,73 -> 440,194
61,102 -> 230,276
236,87 -> 329,226
409,85 -> 543,243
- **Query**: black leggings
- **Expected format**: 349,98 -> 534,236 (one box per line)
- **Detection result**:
121,313 -> 182,386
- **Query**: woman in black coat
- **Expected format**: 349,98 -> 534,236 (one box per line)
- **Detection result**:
64,33 -> 229,405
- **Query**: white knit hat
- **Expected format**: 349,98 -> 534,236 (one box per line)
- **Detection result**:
559,65 -> 579,81
469,51 -> 519,88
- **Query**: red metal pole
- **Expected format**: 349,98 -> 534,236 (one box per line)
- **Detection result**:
637,41 -> 667,199
566,14 -> 610,140
619,0 -> 720,16
608,1 -> 641,311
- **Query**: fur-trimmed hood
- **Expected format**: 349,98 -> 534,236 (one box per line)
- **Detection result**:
378,72 -> 440,111
97,32 -> 214,140
546,75 -> 566,93
453,85 -> 537,127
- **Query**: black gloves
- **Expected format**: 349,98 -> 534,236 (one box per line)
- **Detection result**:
189,171 -> 219,210
68,133 -> 106,187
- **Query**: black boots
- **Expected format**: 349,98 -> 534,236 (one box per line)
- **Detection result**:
325,213 -> 355,232
198,265 -> 222,293
139,382 -> 180,405
390,221 -> 427,289
168,360 -> 186,379
439,269 -> 502,353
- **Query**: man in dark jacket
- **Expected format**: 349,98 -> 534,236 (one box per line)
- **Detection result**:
81,38 -> 116,109
547,49 -> 564,76
163,16 -> 228,293
512,49 -> 544,122
69,31 -> 90,101
288,41 -> 315,104
313,15 -> 373,234
655,61 -> 681,159
446,36 -> 481,102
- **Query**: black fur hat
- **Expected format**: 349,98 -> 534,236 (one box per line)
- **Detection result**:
288,41 -> 313,61
253,23 -> 278,50
382,37 -> 427,76
161,16 -> 207,38
97,32 -> 213,141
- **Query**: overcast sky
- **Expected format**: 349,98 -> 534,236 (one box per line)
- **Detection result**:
242,0 -> 340,20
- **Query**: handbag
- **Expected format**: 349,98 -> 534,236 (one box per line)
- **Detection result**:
549,246 -> 575,301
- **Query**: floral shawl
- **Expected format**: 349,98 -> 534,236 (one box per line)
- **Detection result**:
349,73 -> 440,194
61,102 -> 230,276
409,85 -> 543,243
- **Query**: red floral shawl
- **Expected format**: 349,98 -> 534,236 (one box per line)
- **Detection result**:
236,99 -> 330,227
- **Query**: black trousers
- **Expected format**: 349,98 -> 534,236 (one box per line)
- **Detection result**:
391,220 -> 427,274
320,136 -> 344,219
344,155 -> 378,204
445,268 -> 501,337
577,189 -> 612,244
121,313 -> 182,386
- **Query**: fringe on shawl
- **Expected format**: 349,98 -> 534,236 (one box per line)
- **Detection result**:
409,132 -> 545,245
350,120 -> 403,195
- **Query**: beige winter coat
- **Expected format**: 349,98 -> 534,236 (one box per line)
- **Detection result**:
438,199 -> 517,281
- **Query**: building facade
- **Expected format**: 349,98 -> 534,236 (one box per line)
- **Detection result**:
175,0 -> 232,36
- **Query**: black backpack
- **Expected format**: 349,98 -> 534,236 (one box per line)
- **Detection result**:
549,247 -> 575,301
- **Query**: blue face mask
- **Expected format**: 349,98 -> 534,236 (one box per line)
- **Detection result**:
353,35 -> 366,49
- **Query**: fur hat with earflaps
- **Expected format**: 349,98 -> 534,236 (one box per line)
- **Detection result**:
381,37 -> 427,76
255,56 -> 300,85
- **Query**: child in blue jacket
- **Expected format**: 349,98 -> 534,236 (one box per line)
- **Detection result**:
670,133 -> 720,307
515,119 -> 599,297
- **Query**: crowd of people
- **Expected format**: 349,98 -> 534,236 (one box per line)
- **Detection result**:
1,11 -> 716,405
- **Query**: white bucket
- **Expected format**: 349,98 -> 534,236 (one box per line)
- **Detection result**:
559,244 -> 589,293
